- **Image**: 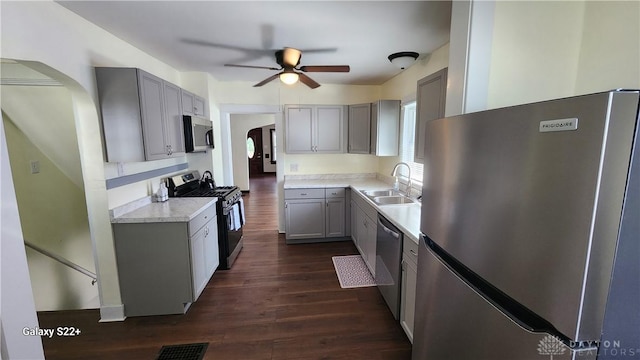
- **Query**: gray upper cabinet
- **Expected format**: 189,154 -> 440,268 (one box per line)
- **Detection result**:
163,82 -> 185,155
371,100 -> 400,156
96,67 -> 188,162
285,106 -> 314,153
348,100 -> 400,156
285,105 -> 346,153
194,96 -> 206,117
181,89 -> 207,118
415,68 -> 447,163
348,103 -> 371,154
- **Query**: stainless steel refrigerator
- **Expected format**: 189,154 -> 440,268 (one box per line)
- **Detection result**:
413,90 -> 640,360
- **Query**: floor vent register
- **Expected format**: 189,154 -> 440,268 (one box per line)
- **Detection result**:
156,342 -> 208,360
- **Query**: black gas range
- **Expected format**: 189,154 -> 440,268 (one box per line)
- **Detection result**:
166,171 -> 243,270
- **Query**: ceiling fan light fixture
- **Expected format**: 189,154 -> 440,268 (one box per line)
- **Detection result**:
388,51 -> 419,70
279,71 -> 299,85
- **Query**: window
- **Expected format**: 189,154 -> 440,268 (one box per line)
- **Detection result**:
399,102 -> 424,185
246,137 -> 255,159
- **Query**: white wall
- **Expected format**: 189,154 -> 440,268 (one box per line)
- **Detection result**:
1,113 -> 45,359
466,0 -> 640,110
0,1 -> 194,322
574,1 -> 640,95
3,113 -> 98,311
487,1 -> 586,108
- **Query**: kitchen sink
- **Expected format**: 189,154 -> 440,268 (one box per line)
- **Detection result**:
372,195 -> 415,205
361,189 -> 398,197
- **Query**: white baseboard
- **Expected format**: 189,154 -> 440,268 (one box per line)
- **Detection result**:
98,304 -> 126,322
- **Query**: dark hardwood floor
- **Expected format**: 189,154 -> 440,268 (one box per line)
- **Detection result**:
38,174 -> 411,359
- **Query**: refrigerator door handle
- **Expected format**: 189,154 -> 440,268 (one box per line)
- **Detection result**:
423,235 -> 597,352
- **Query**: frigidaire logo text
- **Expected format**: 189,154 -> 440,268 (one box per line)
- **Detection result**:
539,118 -> 579,132
542,120 -> 575,129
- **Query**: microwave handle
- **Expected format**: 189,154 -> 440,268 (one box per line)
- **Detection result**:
206,129 -> 214,148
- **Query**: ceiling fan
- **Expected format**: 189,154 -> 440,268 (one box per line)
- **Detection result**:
224,47 -> 350,89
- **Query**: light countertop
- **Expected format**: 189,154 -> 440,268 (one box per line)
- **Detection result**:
284,175 -> 422,244
111,197 -> 217,224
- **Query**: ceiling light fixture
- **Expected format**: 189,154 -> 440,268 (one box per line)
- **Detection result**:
388,51 -> 419,70
279,71 -> 299,85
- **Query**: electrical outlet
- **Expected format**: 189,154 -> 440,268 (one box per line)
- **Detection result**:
290,163 -> 298,172
30,160 -> 40,174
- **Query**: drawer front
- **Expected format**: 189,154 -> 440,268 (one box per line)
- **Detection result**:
284,188 -> 325,199
403,237 -> 419,265
325,187 -> 346,198
189,204 -> 216,235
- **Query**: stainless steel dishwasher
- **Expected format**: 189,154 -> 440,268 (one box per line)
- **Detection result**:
375,214 -> 403,320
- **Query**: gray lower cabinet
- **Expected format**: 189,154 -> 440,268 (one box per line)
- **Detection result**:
351,192 -> 377,275
400,237 -> 418,343
112,205 -> 218,316
285,198 -> 326,240
285,188 -> 347,243
415,68 -> 447,163
325,188 -> 346,238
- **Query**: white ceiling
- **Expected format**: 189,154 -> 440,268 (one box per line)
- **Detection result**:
57,1 -> 452,86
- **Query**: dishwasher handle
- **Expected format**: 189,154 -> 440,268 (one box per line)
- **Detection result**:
378,217 -> 400,239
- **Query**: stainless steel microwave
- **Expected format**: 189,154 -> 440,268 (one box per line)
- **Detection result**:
183,115 -> 214,152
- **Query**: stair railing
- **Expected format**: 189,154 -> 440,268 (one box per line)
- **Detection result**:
24,241 -> 97,285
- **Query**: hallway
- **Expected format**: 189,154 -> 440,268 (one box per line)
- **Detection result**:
243,173 -> 278,232
38,174 -> 412,360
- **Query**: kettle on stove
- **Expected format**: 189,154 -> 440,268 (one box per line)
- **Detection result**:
200,171 -> 216,190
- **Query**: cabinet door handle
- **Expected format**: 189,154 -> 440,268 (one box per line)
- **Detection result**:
285,202 -> 288,208
300,193 -> 307,196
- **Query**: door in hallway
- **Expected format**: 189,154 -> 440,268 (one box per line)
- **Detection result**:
247,128 -> 263,177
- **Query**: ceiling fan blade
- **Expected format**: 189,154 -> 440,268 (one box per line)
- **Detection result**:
282,48 -> 302,67
253,73 -> 281,87
298,73 -> 320,89
299,47 -> 338,54
299,65 -> 350,73
225,64 -> 280,71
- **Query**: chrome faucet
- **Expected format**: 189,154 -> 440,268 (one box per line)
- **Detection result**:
391,162 -> 412,197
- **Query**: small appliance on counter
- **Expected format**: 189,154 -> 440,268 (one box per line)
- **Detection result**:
154,182 -> 169,202
166,170 -> 243,270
